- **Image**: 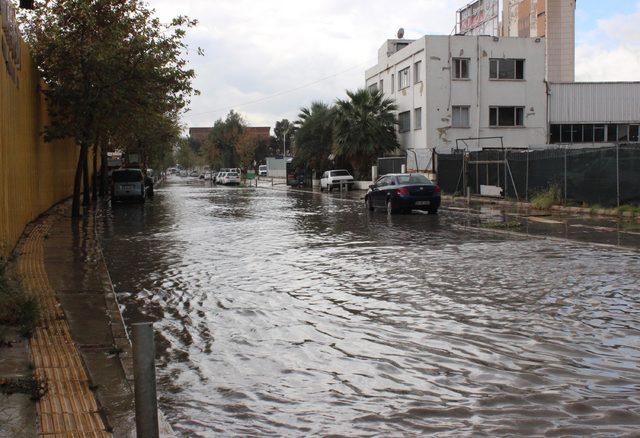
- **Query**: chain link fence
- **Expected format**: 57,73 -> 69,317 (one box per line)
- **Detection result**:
436,145 -> 640,207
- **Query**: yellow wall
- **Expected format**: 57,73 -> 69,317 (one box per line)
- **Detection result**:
1,36 -> 90,258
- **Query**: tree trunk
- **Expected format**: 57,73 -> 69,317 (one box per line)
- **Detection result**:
92,144 -> 98,201
72,143 -> 87,218
100,145 -> 108,197
83,144 -> 90,206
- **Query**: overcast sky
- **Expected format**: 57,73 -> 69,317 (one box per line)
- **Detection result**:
146,0 -> 640,132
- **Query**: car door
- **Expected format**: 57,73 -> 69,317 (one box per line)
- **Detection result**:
371,176 -> 387,207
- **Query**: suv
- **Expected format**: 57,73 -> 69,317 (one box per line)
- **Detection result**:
258,165 -> 268,176
320,170 -> 355,191
112,168 -> 147,202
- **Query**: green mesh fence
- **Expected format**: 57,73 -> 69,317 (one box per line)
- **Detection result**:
436,145 -> 640,206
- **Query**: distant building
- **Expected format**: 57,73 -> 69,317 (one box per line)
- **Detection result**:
188,126 -> 271,144
245,127 -> 271,141
502,0 -> 576,82
189,127 -> 213,144
365,35 -> 547,168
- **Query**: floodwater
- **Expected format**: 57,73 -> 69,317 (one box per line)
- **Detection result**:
98,178 -> 640,437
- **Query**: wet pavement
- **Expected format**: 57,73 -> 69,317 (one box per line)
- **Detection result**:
98,177 -> 640,436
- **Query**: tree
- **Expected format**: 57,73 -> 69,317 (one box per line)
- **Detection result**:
204,110 -> 245,168
333,88 -> 400,178
21,0 -> 197,217
273,119 -> 296,156
175,137 -> 197,169
293,102 -> 335,172
235,132 -> 259,171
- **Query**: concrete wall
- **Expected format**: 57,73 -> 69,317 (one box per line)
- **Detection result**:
1,37 -> 83,257
366,35 -> 547,164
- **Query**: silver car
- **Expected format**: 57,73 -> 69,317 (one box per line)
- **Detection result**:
112,168 -> 147,202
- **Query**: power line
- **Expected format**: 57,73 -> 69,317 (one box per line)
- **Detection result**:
188,58 -> 375,118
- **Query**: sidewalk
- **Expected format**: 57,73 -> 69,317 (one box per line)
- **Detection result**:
12,201 -> 175,437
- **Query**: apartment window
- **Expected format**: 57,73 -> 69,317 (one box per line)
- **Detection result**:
583,124 -> 594,142
452,106 -> 470,128
379,79 -> 384,92
594,124 -> 606,142
398,111 -> 411,132
414,61 -> 422,83
489,59 -> 525,80
399,67 -> 409,89
453,58 -> 469,79
391,74 -> 395,92
368,83 -> 377,93
630,125 -> 639,142
414,107 -> 422,130
549,123 -> 640,144
489,106 -> 524,127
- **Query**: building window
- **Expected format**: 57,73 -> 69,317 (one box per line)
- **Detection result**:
414,107 -> 422,130
399,67 -> 409,89
391,74 -> 395,93
398,111 -> 411,132
368,83 -> 377,93
453,58 -> 469,79
489,106 -> 524,127
452,106 -> 470,128
414,61 -> 422,83
379,79 -> 383,92
549,123 -> 640,143
489,59 -> 525,80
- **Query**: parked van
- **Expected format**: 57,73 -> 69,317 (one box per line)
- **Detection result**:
112,168 -> 147,202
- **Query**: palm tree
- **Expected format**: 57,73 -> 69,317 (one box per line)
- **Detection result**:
333,88 -> 399,178
293,101 -> 335,172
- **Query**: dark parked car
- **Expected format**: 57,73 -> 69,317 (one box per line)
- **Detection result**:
365,173 -> 441,214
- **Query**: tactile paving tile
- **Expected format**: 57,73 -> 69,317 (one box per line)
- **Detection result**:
17,220 -> 112,437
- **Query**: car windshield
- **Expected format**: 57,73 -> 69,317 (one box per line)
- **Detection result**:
112,170 -> 142,183
396,174 -> 432,185
228,173 -> 238,177
331,170 -> 350,177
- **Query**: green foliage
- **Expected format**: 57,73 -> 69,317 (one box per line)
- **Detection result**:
333,88 -> 400,178
175,137 -> 198,169
21,0 -> 198,215
530,185 -> 563,210
0,264 -> 39,337
273,119 -> 296,156
200,110 -> 246,168
293,102 -> 335,171
481,220 -> 522,230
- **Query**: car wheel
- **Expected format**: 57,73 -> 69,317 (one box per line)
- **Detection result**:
386,199 -> 397,215
365,197 -> 374,211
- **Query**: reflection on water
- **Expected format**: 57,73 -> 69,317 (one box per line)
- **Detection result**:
98,178 -> 640,436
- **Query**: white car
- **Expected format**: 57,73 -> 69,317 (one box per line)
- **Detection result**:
219,172 -> 240,186
258,165 -> 268,176
320,170 -> 355,191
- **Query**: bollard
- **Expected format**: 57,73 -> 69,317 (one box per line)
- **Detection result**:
271,177 -> 274,187
133,322 -> 159,438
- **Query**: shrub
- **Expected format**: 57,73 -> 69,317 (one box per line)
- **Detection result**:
530,185 -> 563,210
0,265 -> 39,337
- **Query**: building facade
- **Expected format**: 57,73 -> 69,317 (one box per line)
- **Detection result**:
502,0 -> 576,82
365,35 -> 547,169
548,82 -> 640,145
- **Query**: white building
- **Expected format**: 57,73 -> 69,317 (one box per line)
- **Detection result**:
365,35 -> 547,169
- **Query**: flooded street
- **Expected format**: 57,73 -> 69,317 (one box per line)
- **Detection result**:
98,178 -> 640,436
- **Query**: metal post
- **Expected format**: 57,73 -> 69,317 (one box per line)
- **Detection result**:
616,143 -> 620,207
564,148 -> 567,205
133,323 -> 159,438
525,151 -> 529,202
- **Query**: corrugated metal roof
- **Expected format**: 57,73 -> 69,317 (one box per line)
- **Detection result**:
549,82 -> 640,123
